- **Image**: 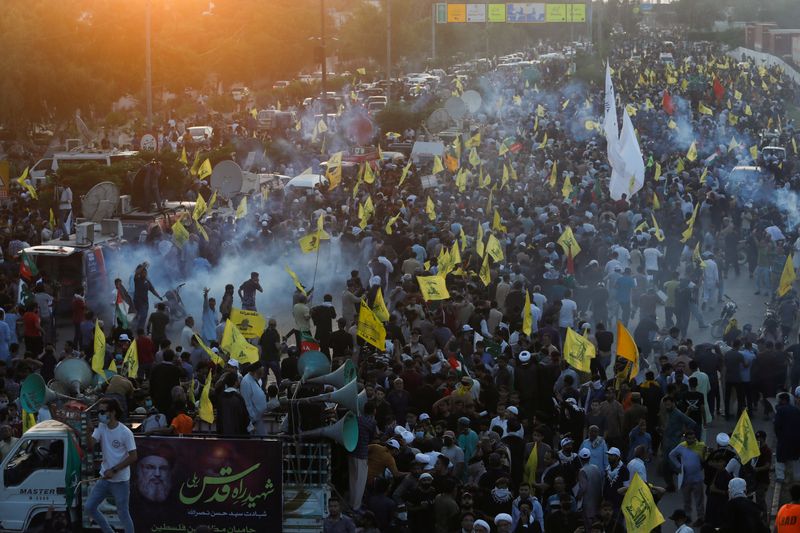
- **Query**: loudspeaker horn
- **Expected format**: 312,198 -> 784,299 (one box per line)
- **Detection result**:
308,359 -> 356,388
20,374 -> 64,413
54,358 -> 93,391
357,389 -> 367,413
301,379 -> 361,415
298,411 -> 359,452
298,350 -> 332,382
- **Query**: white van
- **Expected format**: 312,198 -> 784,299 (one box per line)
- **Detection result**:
30,151 -> 139,184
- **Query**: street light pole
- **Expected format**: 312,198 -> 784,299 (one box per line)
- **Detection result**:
145,0 -> 153,129
320,0 -> 327,103
386,0 -> 392,101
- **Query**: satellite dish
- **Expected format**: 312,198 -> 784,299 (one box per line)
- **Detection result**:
81,182 -> 120,222
426,108 -> 452,133
445,96 -> 467,121
210,160 -> 244,196
461,90 -> 482,114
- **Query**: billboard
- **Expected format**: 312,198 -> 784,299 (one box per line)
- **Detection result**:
130,437 -> 283,532
487,3 -> 507,21
568,4 -> 587,22
447,3 -> 467,22
466,3 -> 487,22
506,3 -> 545,23
545,3 -> 567,22
434,3 -> 447,24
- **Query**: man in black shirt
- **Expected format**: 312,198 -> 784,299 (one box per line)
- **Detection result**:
258,318 -> 282,382
148,349 -> 182,416
310,294 -> 337,356
329,318 -> 354,360
146,303 -> 170,347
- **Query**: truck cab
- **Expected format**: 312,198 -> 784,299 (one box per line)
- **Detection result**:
0,421 -> 72,531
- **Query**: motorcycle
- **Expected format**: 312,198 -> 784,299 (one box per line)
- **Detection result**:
758,302 -> 781,343
164,283 -> 187,321
711,294 -> 738,339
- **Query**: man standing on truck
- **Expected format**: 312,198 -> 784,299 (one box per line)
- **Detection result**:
133,263 -> 162,331
238,272 -> 262,311
85,398 -> 137,533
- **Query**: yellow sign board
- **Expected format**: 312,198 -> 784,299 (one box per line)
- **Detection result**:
447,3 -> 467,22
487,3 -> 507,22
545,4 -> 567,22
568,4 -> 586,22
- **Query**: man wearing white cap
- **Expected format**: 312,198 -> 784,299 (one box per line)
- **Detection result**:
494,512 -> 513,533
577,447 -> 603,529
471,518 -> 491,533
602,447 -> 629,517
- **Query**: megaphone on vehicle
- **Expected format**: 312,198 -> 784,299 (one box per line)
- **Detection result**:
297,411 -> 359,452
307,359 -> 356,388
298,379 -> 362,415
297,350 -> 331,382
20,374 -> 64,412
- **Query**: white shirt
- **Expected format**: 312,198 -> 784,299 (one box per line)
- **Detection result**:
676,525 -> 694,533
180,325 -> 195,352
532,292 -> 547,310
605,258 -> 622,275
559,299 -> 577,328
92,423 -> 136,482
643,248 -> 663,271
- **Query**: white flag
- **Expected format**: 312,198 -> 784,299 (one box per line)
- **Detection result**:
609,105 -> 645,200
603,63 -> 624,172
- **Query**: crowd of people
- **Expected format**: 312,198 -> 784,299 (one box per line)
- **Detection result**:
2,27 -> 800,533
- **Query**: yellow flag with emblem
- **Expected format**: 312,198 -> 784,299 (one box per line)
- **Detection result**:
122,340 -> 138,378
417,275 -> 450,301
16,168 -> 37,199
298,232 -> 323,254
193,193 -> 207,221
92,320 -> 107,378
485,234 -> 505,263
363,162 -> 376,184
729,410 -> 761,463
522,290 -> 533,336
652,192 -> 661,210
284,265 -> 307,296
190,151 -> 202,176
372,287 -> 390,322
548,160 -> 558,188
621,473 -> 664,533
326,151 -> 343,190
492,210 -> 506,233
479,253 -> 491,286
171,219 -> 190,248
654,162 -> 662,181
235,196 -> 248,219
539,133 -> 548,149
557,226 -> 581,257
194,334 -> 224,366
561,174 -> 573,199
357,300 -> 386,349
450,241 -> 461,265
198,369 -> 214,424
468,147 -> 481,167
651,214 -> 665,242
179,146 -> 188,165
617,321 -> 639,379
698,102 -> 713,115
686,141 -> 698,162
385,212 -> 401,235
777,254 -> 796,297
744,104 -> 752,116
198,158 -> 213,180
563,327 -> 595,372
465,132 -> 481,148
399,160 -> 412,186
681,203 -> 700,243
220,319 -> 259,364
426,197 -> 436,221
476,223 -> 485,257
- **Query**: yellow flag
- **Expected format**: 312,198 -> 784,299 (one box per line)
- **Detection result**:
777,254 -> 796,297
548,160 -> 558,188
357,300 -> 386,349
194,218 -> 209,242
699,167 -> 708,184
326,151 -> 343,190
198,369 -> 214,424
398,160 -> 412,186
557,226 -> 581,257
621,473 -> 665,533
645,98 -> 654,110
171,219 -> 190,248
668,119 -> 677,130
654,162 -> 662,182
468,147 -> 481,167
198,158 -> 213,180
426,197 -> 436,221
485,234 -> 505,263
681,203 -> 700,243
432,155 -> 444,175
179,146 -> 188,165
539,133 -> 548,149
417,275 -> 450,301
561,174 -> 573,199
536,104 -> 545,117
498,142 -> 509,157
455,168 -> 467,192
653,192 -> 661,210
235,196 -> 247,219
617,321 -> 639,379
486,189 -> 493,212
686,141 -> 698,162
298,232 -> 322,254
194,334 -> 224,366
220,319 -> 259,364
385,212 -> 401,235
450,241 -> 461,265
208,190 -> 217,211
729,410 -> 761,463
16,168 -> 37,199
92,320 -> 106,377
465,132 -> 481,148
460,227 -> 467,251
193,193 -> 207,221
476,223 -> 485,257
563,327 -> 595,372
363,162 -> 375,184
372,287 -> 390,322
492,210 -> 506,233
356,67 -> 366,76
522,291 -> 533,336
523,442 -> 538,486
744,104 -> 752,116
48,208 -> 55,229
479,253 -> 491,286
21,408 -> 37,433
728,137 -> 740,152
634,220 -> 649,233
698,102 -> 713,115
750,145 -> 758,160
284,265 -> 307,296
651,214 -> 665,242
123,340 -> 138,378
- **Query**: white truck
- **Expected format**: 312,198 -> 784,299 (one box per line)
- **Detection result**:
0,417 -> 331,532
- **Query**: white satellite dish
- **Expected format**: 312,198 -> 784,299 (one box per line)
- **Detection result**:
426,108 -> 452,133
81,182 -> 120,222
445,96 -> 467,121
210,160 -> 244,196
461,90 -> 482,114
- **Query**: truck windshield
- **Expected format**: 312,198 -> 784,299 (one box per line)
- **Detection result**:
4,438 -> 64,487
